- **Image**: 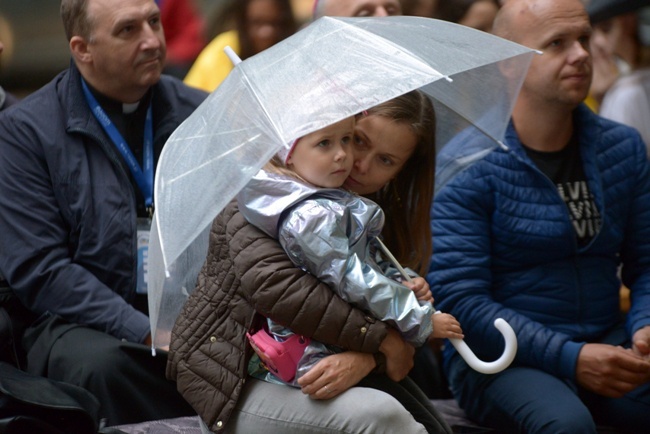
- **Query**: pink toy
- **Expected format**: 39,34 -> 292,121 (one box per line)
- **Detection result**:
246,325 -> 311,382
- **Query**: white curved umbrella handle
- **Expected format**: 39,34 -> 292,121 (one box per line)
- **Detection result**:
445,316 -> 517,374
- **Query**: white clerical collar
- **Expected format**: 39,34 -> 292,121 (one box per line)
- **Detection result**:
122,101 -> 140,114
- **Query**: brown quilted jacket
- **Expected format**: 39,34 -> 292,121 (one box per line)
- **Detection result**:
166,201 -> 389,432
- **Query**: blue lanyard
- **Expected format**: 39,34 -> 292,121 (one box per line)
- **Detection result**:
81,79 -> 154,213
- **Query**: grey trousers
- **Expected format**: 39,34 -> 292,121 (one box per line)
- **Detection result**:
201,378 -> 430,433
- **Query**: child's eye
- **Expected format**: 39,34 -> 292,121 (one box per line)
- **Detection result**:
317,140 -> 330,148
341,136 -> 352,145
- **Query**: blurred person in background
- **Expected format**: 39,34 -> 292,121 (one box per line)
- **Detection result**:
202,0 -> 238,42
312,0 -> 402,17
401,0 -> 439,18
158,0 -> 206,78
435,0 -> 500,33
184,0 -> 297,92
588,0 -> 650,153
0,39 -> 18,111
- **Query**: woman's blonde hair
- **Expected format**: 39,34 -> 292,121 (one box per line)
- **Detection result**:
363,90 -> 436,276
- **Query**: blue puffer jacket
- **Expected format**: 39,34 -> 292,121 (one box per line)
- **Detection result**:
427,104 -> 650,382
0,62 -> 206,343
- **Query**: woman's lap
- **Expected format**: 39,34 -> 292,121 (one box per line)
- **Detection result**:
226,378 -> 428,433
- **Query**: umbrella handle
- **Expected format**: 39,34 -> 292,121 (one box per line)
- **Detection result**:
442,315 -> 517,374
373,236 -> 517,373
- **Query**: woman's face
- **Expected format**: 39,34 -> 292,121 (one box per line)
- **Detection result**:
246,0 -> 288,54
343,114 -> 417,195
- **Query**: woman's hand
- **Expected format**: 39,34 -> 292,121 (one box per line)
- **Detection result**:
379,328 -> 415,381
402,276 -> 434,303
297,351 -> 375,399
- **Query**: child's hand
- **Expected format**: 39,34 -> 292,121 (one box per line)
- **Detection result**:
402,277 -> 434,303
431,313 -> 464,340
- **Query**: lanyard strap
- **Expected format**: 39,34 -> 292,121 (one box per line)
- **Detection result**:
81,79 -> 154,212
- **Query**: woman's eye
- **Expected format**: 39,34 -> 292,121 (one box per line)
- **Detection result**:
353,136 -> 367,149
379,156 -> 393,166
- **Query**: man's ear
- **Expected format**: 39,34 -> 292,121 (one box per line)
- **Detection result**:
70,36 -> 92,64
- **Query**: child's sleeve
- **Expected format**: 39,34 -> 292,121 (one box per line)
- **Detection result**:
279,199 -> 434,347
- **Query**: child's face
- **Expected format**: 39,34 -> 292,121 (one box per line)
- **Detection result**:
287,117 -> 355,188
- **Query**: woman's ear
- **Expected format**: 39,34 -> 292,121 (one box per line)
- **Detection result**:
70,36 -> 92,64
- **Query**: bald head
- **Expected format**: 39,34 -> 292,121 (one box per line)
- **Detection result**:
496,0 -> 592,118
493,0 -> 589,44
313,0 -> 402,19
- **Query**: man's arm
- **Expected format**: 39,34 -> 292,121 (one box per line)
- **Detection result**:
0,111 -> 148,343
428,166 -> 575,376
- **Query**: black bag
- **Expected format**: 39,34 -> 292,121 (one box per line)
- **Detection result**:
0,362 -> 101,434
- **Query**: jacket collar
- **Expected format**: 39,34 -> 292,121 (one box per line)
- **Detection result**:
237,170 -> 351,238
504,103 -> 598,159
63,60 -> 178,144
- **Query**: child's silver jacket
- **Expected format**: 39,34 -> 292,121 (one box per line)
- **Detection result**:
237,170 -> 434,347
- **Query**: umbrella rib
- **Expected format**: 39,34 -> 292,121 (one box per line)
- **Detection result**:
166,134 -> 263,184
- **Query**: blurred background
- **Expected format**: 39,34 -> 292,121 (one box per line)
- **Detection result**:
0,0 -> 316,97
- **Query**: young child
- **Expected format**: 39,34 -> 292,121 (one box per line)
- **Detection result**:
237,93 -> 463,387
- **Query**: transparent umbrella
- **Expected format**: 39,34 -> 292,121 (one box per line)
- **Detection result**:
147,16 -> 536,367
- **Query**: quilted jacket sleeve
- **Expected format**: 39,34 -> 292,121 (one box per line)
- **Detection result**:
620,133 -> 650,337
278,199 -> 434,346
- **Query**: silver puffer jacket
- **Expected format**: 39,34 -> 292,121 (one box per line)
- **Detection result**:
237,170 -> 434,351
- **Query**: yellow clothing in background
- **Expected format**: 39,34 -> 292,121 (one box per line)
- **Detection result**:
584,94 -> 599,113
184,30 -> 241,92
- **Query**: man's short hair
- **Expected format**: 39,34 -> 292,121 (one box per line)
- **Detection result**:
60,0 -> 93,42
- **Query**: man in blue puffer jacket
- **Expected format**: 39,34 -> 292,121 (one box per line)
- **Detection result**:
428,0 -> 650,432
0,0 -> 207,426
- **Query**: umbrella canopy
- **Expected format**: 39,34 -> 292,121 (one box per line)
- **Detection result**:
147,15 -> 536,350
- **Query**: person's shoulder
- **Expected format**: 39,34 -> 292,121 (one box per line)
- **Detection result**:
0,72 -> 69,134
577,105 -> 645,156
589,109 -> 641,142
158,74 -> 208,108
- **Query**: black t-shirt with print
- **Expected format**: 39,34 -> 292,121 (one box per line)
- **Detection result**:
523,136 -> 601,247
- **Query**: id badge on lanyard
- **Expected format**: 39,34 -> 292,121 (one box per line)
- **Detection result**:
137,218 -> 151,294
82,79 -> 155,293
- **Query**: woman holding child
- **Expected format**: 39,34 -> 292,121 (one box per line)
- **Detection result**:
167,91 -> 453,433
